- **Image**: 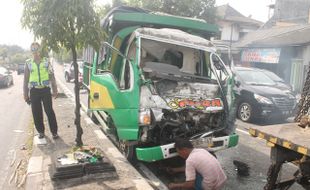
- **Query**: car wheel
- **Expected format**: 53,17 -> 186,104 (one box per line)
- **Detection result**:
65,73 -> 70,82
6,79 -> 10,87
238,102 -> 253,122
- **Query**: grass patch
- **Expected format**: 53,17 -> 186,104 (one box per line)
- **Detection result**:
25,119 -> 34,157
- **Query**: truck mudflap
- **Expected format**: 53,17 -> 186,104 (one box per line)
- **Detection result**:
136,133 -> 239,162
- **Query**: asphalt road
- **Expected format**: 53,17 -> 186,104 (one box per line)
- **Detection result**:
53,62 -> 304,189
0,72 -> 31,189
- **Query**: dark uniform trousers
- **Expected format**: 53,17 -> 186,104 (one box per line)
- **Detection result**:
30,87 -> 58,135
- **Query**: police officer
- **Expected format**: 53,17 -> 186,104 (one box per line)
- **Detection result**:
23,42 -> 59,139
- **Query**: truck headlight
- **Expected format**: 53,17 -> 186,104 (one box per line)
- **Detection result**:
254,94 -> 273,104
139,109 -> 151,125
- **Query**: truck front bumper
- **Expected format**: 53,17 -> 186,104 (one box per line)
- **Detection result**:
136,133 -> 239,162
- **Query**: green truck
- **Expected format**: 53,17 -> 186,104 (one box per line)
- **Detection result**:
83,6 -> 238,162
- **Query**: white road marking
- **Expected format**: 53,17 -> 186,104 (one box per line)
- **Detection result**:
13,130 -> 24,133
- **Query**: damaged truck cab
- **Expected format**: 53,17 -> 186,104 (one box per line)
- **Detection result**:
84,7 -> 239,162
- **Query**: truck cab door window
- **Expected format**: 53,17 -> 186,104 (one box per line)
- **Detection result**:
120,60 -> 131,90
120,41 -> 136,90
96,45 -> 108,74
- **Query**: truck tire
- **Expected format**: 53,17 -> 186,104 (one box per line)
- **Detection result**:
238,102 -> 253,122
118,140 -> 137,164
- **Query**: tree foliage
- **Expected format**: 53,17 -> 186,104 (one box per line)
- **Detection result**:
0,45 -> 29,65
21,0 -> 103,52
112,0 -> 216,23
21,0 -> 104,146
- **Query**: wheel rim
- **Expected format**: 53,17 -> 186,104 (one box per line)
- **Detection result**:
119,140 -> 130,157
239,103 -> 251,121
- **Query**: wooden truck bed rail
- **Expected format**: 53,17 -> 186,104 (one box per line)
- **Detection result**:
249,123 -> 310,190
249,123 -> 310,156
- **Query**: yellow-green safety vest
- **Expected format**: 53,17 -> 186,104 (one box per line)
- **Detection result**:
26,58 -> 50,88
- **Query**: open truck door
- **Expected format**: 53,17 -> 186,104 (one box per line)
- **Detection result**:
88,42 -> 140,141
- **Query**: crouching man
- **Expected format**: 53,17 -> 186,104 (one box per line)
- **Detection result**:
168,138 -> 227,190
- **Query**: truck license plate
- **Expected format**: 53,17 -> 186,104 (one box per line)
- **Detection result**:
191,137 -> 213,148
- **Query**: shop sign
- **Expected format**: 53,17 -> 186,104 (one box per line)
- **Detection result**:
241,48 -> 281,64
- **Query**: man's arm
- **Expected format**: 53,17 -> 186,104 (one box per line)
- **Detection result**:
168,160 -> 196,189
168,180 -> 195,189
49,73 -> 58,95
166,166 -> 185,174
48,61 -> 58,97
23,63 -> 30,101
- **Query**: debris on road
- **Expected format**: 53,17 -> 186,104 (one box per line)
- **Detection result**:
233,160 -> 250,177
52,146 -> 116,180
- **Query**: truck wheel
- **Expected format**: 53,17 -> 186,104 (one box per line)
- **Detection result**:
118,140 -> 137,164
238,102 -> 253,122
65,73 -> 70,82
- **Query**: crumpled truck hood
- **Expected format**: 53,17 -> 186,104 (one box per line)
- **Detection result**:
140,82 -> 224,112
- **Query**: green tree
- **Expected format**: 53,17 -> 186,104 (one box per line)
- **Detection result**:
0,45 -> 29,67
21,0 -> 104,146
10,53 -> 28,64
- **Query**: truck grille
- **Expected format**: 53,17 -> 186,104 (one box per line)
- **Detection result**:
272,97 -> 295,111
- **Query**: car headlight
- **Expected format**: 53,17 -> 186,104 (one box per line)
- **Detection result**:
139,109 -> 151,125
254,94 -> 273,104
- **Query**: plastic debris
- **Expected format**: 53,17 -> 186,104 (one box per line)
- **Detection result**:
57,146 -> 104,165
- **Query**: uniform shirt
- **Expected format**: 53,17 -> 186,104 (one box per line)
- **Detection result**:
186,148 -> 227,190
23,58 -> 57,97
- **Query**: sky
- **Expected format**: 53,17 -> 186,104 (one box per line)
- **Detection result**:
0,0 -> 274,50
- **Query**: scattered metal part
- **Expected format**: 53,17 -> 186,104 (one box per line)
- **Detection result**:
20,145 -> 27,150
10,150 -> 16,167
233,160 -> 250,177
17,174 -> 26,188
9,170 -> 16,184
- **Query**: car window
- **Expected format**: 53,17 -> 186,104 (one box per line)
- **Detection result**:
264,71 -> 284,82
237,69 -> 276,85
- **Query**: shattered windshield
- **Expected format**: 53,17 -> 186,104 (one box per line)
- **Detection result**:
140,38 -> 214,83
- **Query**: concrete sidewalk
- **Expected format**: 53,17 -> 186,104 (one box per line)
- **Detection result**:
25,85 -> 153,189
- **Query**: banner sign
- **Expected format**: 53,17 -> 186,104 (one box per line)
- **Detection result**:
241,48 -> 281,64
